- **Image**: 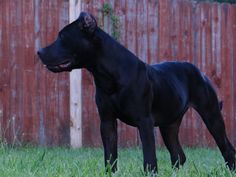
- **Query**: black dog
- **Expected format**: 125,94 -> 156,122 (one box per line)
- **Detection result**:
38,12 -> 236,173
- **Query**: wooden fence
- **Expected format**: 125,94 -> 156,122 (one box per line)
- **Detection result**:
0,0 -> 235,147
0,0 -> 70,146
80,0 -> 236,147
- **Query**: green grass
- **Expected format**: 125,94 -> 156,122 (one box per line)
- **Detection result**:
0,146 -> 235,177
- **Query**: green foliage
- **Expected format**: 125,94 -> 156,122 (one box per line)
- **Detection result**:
101,3 -> 114,15
101,3 -> 121,41
0,147 -> 235,176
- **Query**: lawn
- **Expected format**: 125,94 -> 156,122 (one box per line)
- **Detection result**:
0,145 -> 235,177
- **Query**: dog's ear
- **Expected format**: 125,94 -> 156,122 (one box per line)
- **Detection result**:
77,12 -> 97,34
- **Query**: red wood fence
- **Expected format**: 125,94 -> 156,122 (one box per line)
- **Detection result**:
0,0 -> 236,147
0,0 -> 70,146
81,0 -> 236,147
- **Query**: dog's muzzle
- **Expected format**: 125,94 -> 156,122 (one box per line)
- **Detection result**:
37,49 -> 73,72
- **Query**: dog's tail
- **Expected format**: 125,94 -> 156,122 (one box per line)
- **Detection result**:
219,101 -> 223,111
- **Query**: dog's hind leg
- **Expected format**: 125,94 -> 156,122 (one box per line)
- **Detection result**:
191,78 -> 236,170
160,118 -> 186,168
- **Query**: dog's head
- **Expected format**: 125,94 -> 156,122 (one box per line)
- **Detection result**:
37,12 -> 98,72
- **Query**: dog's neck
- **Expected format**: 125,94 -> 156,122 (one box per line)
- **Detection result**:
87,28 -> 146,95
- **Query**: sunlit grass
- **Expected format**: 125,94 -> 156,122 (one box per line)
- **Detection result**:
0,145 -> 235,177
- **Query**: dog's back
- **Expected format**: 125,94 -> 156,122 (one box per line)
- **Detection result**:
148,61 -> 223,125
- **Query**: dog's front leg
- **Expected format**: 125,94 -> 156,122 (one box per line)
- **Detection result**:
100,120 -> 118,172
138,118 -> 157,173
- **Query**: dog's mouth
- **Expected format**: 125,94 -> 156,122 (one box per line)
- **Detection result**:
46,60 -> 73,72
58,60 -> 72,68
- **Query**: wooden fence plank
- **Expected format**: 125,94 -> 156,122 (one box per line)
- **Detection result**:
81,1 -> 102,147
158,0 -> 171,60
1,0 -> 11,142
220,4 -> 231,147
116,0 -> 138,147
224,4 -> 234,142
233,5 -> 236,146
178,2 -> 196,146
0,1 -> 3,140
203,4 -> 215,142
57,0 -> 70,146
22,0 -> 36,143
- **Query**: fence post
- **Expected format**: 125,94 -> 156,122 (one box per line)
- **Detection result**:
69,0 -> 82,148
